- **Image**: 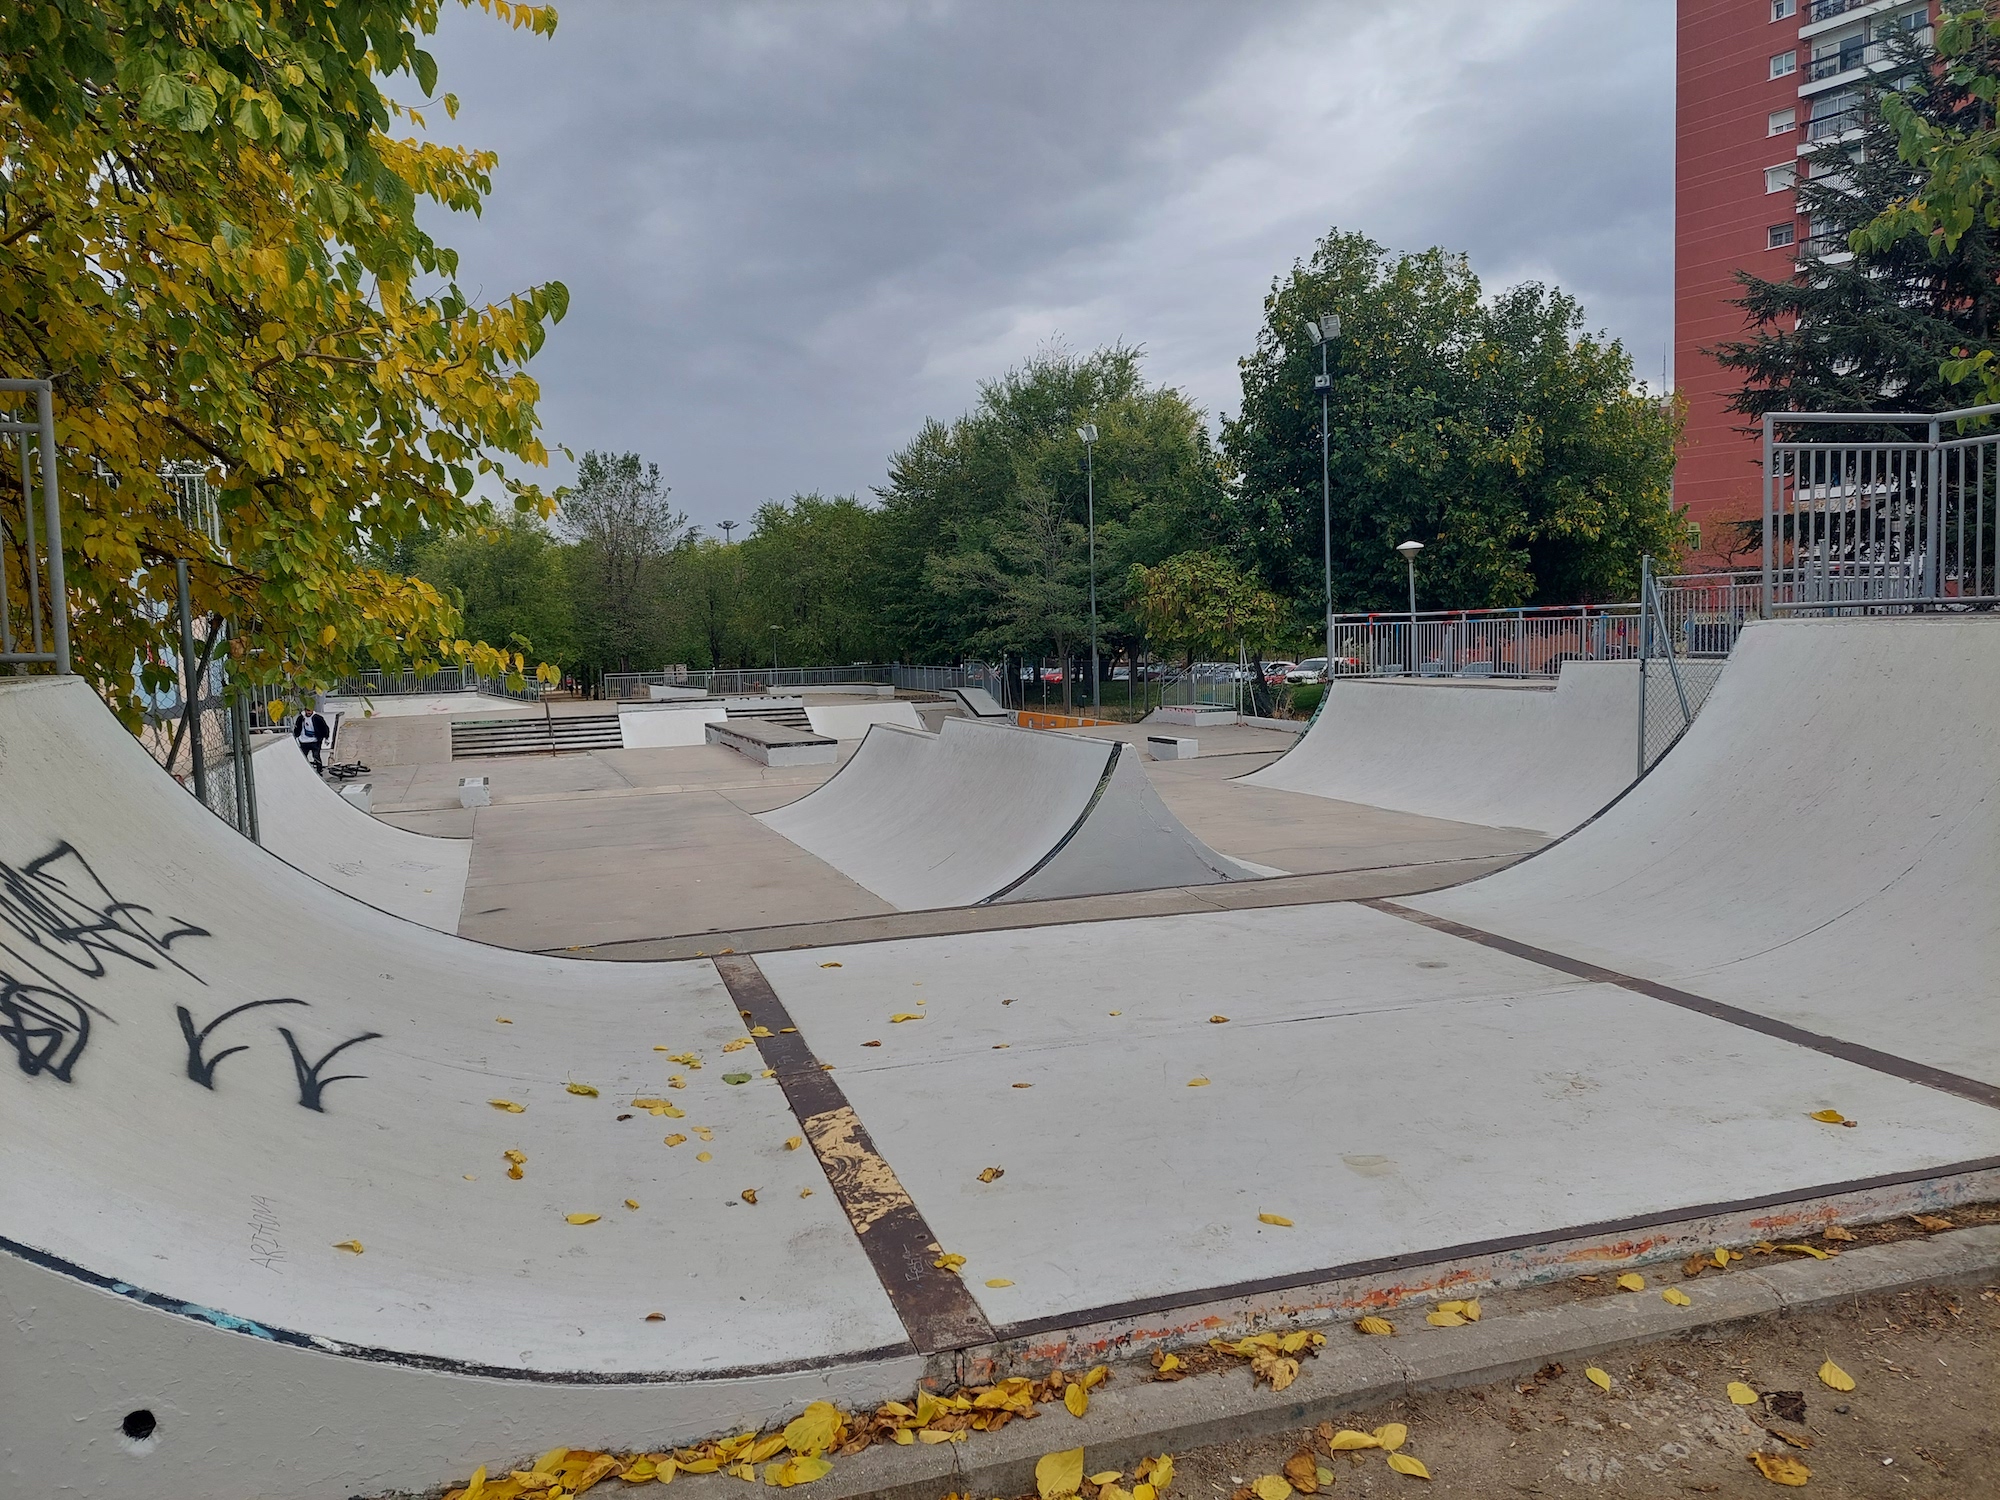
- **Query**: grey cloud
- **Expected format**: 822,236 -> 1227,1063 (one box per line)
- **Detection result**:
421,1 -> 1672,530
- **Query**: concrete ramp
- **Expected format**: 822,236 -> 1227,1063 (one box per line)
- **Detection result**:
252,739 -> 470,932
758,717 -> 1252,909
1244,659 -> 1641,834
1413,616 -> 2000,1083
944,685 -> 1007,718
804,700 -> 924,740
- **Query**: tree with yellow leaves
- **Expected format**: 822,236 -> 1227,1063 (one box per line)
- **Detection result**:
0,0 -> 568,719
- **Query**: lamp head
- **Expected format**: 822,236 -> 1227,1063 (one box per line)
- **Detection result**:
1303,319 -> 1322,346
1319,313 -> 1341,341
1077,423 -> 1098,445
1396,540 -> 1425,559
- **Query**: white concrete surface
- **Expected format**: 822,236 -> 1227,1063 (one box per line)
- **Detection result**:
1415,616 -> 2000,1083
323,692 -> 540,721
944,686 -> 1007,718
617,698 -> 727,747
804,700 -> 925,740
1244,660 -> 1641,835
0,676 -> 909,1499
757,718 -> 1252,909
759,899 -> 2000,1328
252,739 -> 469,932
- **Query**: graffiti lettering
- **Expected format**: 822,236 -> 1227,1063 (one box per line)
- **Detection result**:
0,973 -> 95,1082
247,1196 -> 285,1272
278,1027 -> 382,1112
0,842 -> 207,986
177,998 -> 308,1089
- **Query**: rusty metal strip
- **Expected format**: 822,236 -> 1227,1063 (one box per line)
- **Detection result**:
1363,900 -> 2000,1112
711,953 -> 995,1352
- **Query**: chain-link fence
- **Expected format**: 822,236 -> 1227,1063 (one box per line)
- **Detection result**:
135,623 -> 263,840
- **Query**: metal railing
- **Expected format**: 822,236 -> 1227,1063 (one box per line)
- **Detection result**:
1763,407 -> 2000,613
1328,602 -> 1642,679
601,662 -> 1007,701
1,379 -> 68,673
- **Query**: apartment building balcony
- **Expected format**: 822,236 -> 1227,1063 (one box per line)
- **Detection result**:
1801,27 -> 1930,93
1801,0 -> 1921,37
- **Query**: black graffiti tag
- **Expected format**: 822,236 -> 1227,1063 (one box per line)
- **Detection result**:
0,974 -> 95,1083
0,842 -> 207,986
177,998 -> 309,1089
279,1027 -> 383,1112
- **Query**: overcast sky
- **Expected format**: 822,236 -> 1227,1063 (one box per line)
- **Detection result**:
423,1 -> 1672,534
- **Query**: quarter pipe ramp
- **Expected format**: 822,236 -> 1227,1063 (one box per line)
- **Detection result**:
757,717 -> 1254,909
252,738 -> 470,931
1244,659 -> 1641,834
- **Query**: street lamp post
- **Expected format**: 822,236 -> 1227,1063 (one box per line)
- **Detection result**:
1396,539 -> 1424,675
770,624 -> 781,676
1304,312 -> 1341,663
1077,422 -> 1100,713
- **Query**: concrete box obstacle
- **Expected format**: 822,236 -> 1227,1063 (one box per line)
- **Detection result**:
252,740 -> 468,932
456,774 -> 489,808
1145,735 -> 1197,760
705,716 -> 837,767
1244,658 -> 1641,835
616,698 -> 726,748
756,717 -> 1254,909
336,780 -> 371,813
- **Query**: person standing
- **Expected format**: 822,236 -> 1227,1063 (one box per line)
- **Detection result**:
292,705 -> 332,772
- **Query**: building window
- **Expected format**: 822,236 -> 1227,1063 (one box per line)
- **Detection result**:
1769,108 -> 1797,135
1686,521 -> 1702,552
1768,221 -> 1797,249
1772,0 -> 1795,18
1771,50 -> 1797,78
1765,163 -> 1797,193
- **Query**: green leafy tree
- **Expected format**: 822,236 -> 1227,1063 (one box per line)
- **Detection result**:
559,450 -> 688,677
1717,10 -> 2000,440
414,513 -> 577,673
1855,3 -> 2000,405
1127,551 -> 1282,666
0,0 -> 568,718
1223,230 -> 1682,614
736,494 -> 889,666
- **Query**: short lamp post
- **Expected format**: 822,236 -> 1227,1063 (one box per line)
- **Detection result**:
1077,422 -> 1100,713
1303,311 -> 1341,662
1396,539 -> 1424,674
770,624 -> 782,675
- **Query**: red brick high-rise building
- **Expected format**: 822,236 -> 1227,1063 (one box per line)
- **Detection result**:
1674,0 -> 1936,566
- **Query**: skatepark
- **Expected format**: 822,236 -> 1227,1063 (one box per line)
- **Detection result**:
6,606 -> 2000,1500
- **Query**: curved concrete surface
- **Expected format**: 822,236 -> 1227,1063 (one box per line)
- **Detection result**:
324,692 -> 540,720
0,677 -> 911,1499
757,717 -> 1250,909
1415,616 -> 2000,1083
1244,659 -> 1641,835
252,738 -> 470,931
804,700 -> 924,740
617,699 -> 727,747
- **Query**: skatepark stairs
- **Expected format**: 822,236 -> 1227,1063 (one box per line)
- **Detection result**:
449,711 -> 622,758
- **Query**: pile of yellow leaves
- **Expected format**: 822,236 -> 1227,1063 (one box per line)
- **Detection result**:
1035,1448 -> 1175,1500
1236,1422 -> 1431,1494
441,1370 -> 1122,1498
1208,1329 -> 1328,1392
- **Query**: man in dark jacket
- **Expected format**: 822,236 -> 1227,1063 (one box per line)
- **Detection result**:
292,707 -> 332,772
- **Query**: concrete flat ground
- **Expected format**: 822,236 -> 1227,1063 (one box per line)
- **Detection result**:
335,713 -> 1541,953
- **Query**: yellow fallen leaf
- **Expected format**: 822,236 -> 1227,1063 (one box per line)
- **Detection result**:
1145,1455 -> 1175,1490
645,1312 -> 664,1322
1089,1474 -> 1124,1487
890,1013 -> 924,1023
1727,1381 -> 1760,1405
1425,1311 -> 1465,1327
782,1400 -> 840,1457
1325,1430 -> 1379,1451
487,1098 -> 524,1112
694,1126 -> 714,1140
565,1082 -> 599,1097
1036,1447 -> 1085,1500
934,1252 -> 967,1272
1662,1287 -> 1692,1306
1210,1014 -> 1230,1024
502,1149 -> 526,1164
1818,1358 -> 1855,1392
332,1239 -> 363,1254
624,1199 -> 639,1210
799,1188 -> 812,1198
1357,1315 -> 1395,1335
1714,1247 -> 1730,1267
1385,1452 -> 1431,1479
741,1188 -> 759,1205
986,1277 -> 1014,1288
696,1152 -> 712,1162
1373,1423 -> 1407,1452
565,1212 -> 603,1226
1807,1108 -> 1846,1124
750,1026 -> 774,1038
632,1099 -> 686,1118
1748,1451 -> 1812,1486
785,1136 -> 803,1151
1065,1383 -> 1088,1418
1823,1225 -> 1856,1242
722,1038 -> 753,1053
1912,1213 -> 1952,1232
744,1434 -> 789,1463
1187,1077 -> 1210,1087
1585,1367 -> 1612,1392
664,1133 -> 687,1146
1013,1082 -> 1034,1089
820,962 -> 841,968
978,1166 -> 1004,1182
765,1454 -> 832,1487
506,1165 -> 523,1180
1616,1272 -> 1646,1291
1259,1213 -> 1294,1227
1133,1486 -> 1155,1500
1154,1352 -> 1181,1372
1777,1243 -> 1829,1259
1461,1298 -> 1481,1321
1435,1300 -> 1467,1313
1252,1477 -> 1291,1500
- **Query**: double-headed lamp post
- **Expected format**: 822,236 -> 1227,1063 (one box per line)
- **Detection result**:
1077,422 -> 1100,713
1303,311 -> 1341,664
1396,539 -> 1423,674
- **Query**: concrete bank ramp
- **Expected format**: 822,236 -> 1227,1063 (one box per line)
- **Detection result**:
803,700 -> 924,740
1244,659 -> 1641,835
757,717 -> 1254,909
1413,615 -> 2000,1083
0,675 -> 915,1500
252,738 -> 470,931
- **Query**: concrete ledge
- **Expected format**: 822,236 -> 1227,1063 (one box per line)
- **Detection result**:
706,718 -> 838,767
1238,714 -> 1309,735
1145,735 -> 1198,760
1150,705 -> 1237,727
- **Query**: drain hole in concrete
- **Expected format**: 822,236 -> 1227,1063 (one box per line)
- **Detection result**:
122,1410 -> 156,1441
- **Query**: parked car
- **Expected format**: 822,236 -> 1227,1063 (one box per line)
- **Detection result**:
1263,660 -> 1298,686
1287,657 -> 1329,683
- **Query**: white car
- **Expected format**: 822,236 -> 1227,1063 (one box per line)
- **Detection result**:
1287,658 -> 1329,683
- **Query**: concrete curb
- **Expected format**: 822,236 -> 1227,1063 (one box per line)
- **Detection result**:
720,1226 -> 2000,1500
